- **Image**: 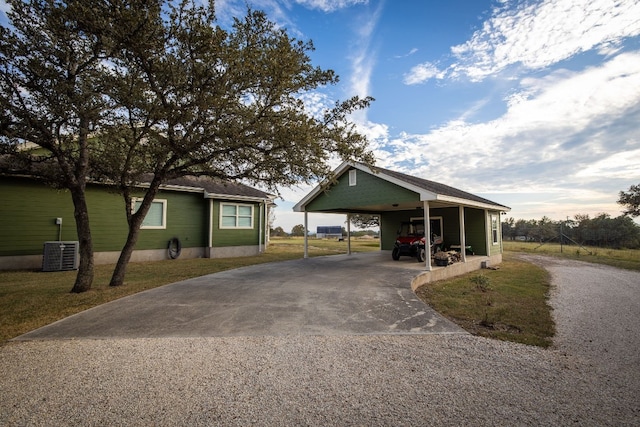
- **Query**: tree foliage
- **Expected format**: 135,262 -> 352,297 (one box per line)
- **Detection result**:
502,213 -> 640,249
618,184 -> 640,217
1,0 -> 374,290
97,3 -> 374,287
290,224 -> 306,237
0,0 -> 155,292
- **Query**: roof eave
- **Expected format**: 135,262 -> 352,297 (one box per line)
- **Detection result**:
434,195 -> 511,211
204,191 -> 275,203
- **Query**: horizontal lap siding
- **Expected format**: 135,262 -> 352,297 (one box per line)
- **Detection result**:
211,201 -> 261,247
129,189 -> 207,251
306,169 -> 419,212
0,178 -> 78,256
464,208 -> 487,256
0,177 -> 206,256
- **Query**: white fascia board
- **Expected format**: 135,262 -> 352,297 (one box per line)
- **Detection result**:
436,195 -> 511,211
204,191 -> 274,203
132,181 -> 205,194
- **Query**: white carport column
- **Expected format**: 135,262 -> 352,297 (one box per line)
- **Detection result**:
346,213 -> 352,255
423,201 -> 432,271
207,198 -> 214,258
259,202 -> 263,253
459,205 -> 467,263
484,209 -> 491,257
304,211 -> 309,259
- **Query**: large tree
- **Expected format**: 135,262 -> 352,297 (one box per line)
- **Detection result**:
618,184 -> 640,217
91,3 -> 374,286
0,0 -> 156,292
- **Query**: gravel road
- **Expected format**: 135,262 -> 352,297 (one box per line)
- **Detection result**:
1,255 -> 638,426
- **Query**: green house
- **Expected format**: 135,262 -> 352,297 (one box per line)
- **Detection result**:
0,175 -> 275,270
294,162 -> 510,282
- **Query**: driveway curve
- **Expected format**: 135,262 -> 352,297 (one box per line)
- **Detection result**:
16,252 -> 464,340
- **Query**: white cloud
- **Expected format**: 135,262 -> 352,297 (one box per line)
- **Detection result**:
407,0 -> 640,84
403,62 -> 446,85
347,1 -> 384,101
394,48 -> 418,59
575,148 -> 640,180
294,0 -> 368,13
384,51 -> 640,193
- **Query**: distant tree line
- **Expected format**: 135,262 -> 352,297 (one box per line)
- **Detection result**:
502,214 -> 640,249
270,225 -> 378,238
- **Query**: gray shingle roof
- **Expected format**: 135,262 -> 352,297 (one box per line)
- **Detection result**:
371,165 -> 510,210
163,176 -> 273,200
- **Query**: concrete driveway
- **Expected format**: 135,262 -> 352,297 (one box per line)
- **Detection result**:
17,252 -> 464,340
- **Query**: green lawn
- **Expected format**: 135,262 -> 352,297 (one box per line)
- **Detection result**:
503,240 -> 640,271
415,253 -> 554,347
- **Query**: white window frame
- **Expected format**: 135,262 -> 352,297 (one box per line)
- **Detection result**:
491,213 -> 499,245
349,169 -> 357,186
132,198 -> 167,230
220,203 -> 255,229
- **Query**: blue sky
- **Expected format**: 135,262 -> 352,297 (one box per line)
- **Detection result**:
220,0 -> 639,232
3,0 -> 639,232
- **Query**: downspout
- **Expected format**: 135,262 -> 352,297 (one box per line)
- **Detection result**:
459,205 -> 467,263
304,211 -> 309,259
423,201 -> 432,271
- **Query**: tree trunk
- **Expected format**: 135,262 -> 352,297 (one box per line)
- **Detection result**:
109,181 -> 162,287
109,224 -> 141,287
69,185 -> 94,293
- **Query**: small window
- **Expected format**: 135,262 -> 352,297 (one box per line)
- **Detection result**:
133,199 -> 167,229
220,203 -> 254,229
349,169 -> 357,186
491,214 -> 499,245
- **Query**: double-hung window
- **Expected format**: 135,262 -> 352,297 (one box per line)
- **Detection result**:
491,214 -> 499,245
220,203 -> 254,229
133,198 -> 167,229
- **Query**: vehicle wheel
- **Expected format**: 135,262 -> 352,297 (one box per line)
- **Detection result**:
392,247 -> 401,260
417,247 -> 426,263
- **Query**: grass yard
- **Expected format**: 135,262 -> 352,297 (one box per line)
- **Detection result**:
415,253 -> 555,347
503,241 -> 640,271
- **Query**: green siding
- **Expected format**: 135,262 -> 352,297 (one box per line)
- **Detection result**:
0,177 -> 208,256
430,207 -> 461,248
307,168 -> 419,212
464,208 -> 488,256
1,178 -> 78,256
125,188 -> 207,251
211,200 -> 262,247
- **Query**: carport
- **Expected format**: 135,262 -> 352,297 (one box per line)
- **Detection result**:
293,162 -> 510,281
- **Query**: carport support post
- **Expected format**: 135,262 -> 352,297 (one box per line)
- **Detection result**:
346,213 -> 352,255
304,211 -> 309,259
423,201 -> 432,271
459,205 -> 467,263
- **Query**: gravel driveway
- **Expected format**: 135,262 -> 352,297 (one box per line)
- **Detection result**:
1,255 -> 638,426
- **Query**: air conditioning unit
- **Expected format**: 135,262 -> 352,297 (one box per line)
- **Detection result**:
42,241 -> 79,272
